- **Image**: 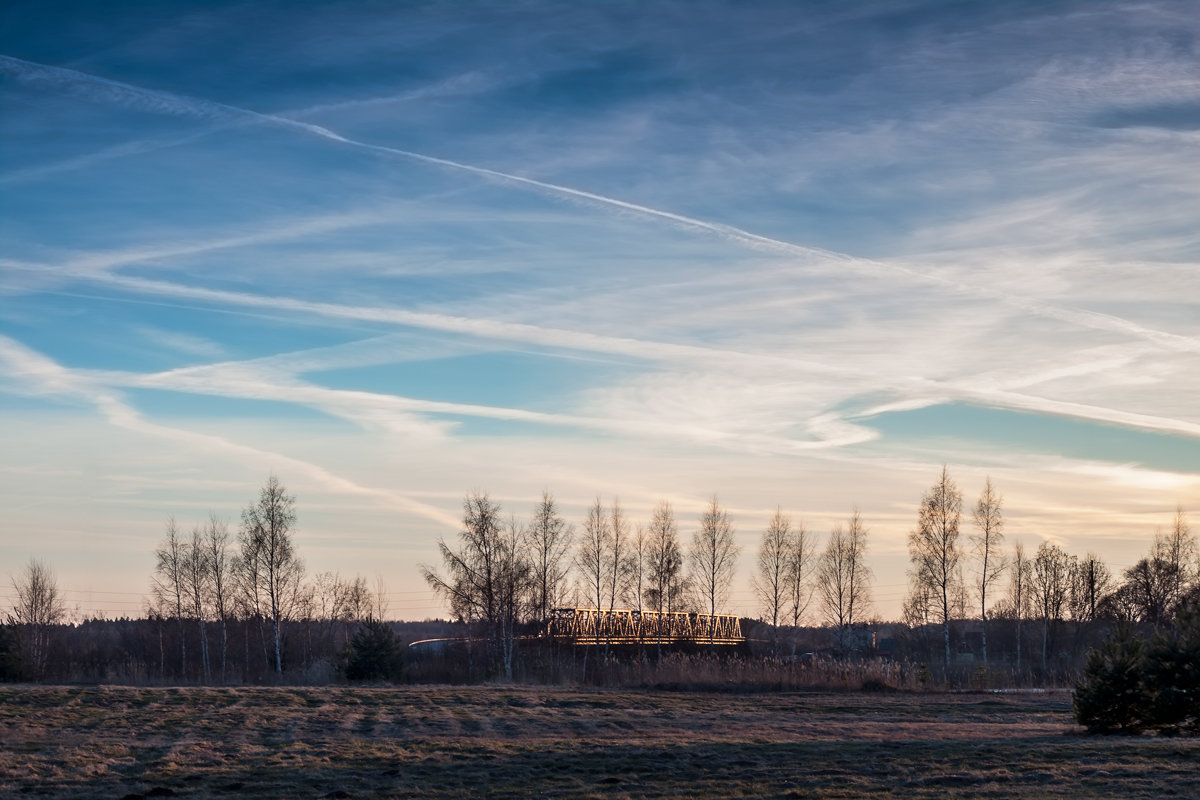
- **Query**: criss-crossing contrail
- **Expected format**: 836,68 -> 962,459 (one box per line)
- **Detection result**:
3,53 -> 1198,355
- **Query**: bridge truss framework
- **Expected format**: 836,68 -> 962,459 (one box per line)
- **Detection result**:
547,607 -> 744,646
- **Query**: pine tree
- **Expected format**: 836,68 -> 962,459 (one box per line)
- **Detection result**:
1072,623 -> 1147,734
0,624 -> 23,681
1144,600 -> 1200,735
340,620 -> 405,682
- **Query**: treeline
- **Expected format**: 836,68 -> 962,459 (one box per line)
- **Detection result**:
0,613 -> 454,684
899,470 -> 1197,684
2,476 -> 435,684
420,474 -> 1197,686
3,472 -> 1196,689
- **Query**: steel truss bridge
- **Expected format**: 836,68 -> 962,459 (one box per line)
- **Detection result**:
547,607 -> 745,646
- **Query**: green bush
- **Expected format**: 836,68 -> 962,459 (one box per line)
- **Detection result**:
340,620 -> 405,683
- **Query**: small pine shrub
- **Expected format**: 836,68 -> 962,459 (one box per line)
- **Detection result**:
917,663 -> 931,689
340,620 -> 405,683
0,625 -> 22,682
1143,603 -> 1200,735
1073,623 -> 1147,734
1074,600 -> 1200,736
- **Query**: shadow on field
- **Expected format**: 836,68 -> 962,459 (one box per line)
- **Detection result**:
30,735 -> 1200,800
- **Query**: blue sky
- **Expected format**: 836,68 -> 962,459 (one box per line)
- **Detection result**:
1,1 -> 1197,620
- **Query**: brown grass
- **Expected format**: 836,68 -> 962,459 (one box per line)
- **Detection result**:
1,685 -> 1195,798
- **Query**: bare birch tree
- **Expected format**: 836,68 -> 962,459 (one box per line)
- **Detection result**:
153,517 -> 187,678
183,525 -> 212,683
623,524 -> 650,659
1069,553 -> 1112,625
845,509 -> 871,639
1112,508 -> 1196,627
422,492 -> 529,679
908,466 -> 963,674
690,496 -> 739,649
574,497 -> 611,670
819,523 -> 852,653
818,509 -> 872,656
952,563 -> 971,621
240,475 -> 303,676
234,511 -> 268,676
496,516 -> 531,679
306,570 -> 348,659
372,574 -> 390,622
1156,506 -> 1196,617
1008,541 -> 1031,672
625,525 -> 649,611
7,558 -> 66,679
1031,541 -> 1071,672
785,520 -> 816,641
971,477 -> 1005,665
576,497 -> 611,613
607,499 -> 631,613
753,508 -> 791,653
901,575 -> 938,658
342,575 -> 373,622
203,514 -> 233,681
527,490 -> 573,622
646,501 -> 688,614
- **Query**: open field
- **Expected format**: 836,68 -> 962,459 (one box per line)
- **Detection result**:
1,685 -> 1197,799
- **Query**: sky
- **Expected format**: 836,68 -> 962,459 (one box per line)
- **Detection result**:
1,0 -> 1197,623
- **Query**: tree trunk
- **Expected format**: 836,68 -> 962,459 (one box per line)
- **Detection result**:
981,608 -> 988,666
258,618 -> 269,674
1015,617 -> 1022,673
272,615 -> 283,675
1041,617 -> 1048,673
176,607 -> 186,680
219,618 -> 228,683
943,618 -> 951,677
197,618 -> 210,683
942,584 -> 951,675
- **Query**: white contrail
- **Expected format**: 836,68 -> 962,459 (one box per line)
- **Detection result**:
0,58 -> 852,263
56,208 -> 401,274
4,53 -> 1198,355
1,69 -> 503,185
0,130 -> 214,185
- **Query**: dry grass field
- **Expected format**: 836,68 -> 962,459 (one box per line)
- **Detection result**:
1,685 -> 1196,798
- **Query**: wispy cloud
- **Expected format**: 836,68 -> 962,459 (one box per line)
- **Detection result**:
0,335 -> 461,528
5,245 -> 1197,452
132,326 -> 224,359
